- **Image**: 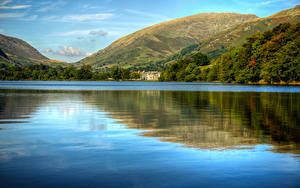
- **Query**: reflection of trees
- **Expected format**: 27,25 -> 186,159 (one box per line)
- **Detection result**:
84,91 -> 300,153
0,89 -> 47,121
0,89 -> 298,153
206,92 -> 300,148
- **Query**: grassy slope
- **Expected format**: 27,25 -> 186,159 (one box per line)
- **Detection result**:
79,13 -> 257,68
0,34 -> 67,67
165,5 -> 300,61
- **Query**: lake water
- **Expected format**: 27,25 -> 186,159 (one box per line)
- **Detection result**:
0,81 -> 299,188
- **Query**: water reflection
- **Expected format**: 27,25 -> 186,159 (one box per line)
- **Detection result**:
1,89 -> 299,153
0,90 -> 47,122
1,87 -> 300,188
83,91 -> 300,153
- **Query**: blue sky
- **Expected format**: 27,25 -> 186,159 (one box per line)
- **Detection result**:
0,0 -> 298,62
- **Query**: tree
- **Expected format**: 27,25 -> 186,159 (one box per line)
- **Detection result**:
130,72 -> 140,79
192,52 -> 210,66
63,66 -> 76,80
76,65 -> 93,80
121,68 -> 130,80
184,74 -> 196,82
110,66 -> 122,80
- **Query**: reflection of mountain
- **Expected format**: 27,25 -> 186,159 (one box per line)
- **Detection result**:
0,89 -> 299,153
0,90 -> 47,121
83,91 -> 300,153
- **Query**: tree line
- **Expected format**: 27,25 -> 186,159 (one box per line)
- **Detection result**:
0,64 -> 140,81
159,23 -> 300,84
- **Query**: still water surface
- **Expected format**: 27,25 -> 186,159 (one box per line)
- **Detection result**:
0,81 -> 299,187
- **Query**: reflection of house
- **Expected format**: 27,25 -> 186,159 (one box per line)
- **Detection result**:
140,71 -> 161,80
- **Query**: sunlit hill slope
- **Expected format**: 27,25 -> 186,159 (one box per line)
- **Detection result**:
79,13 -> 257,68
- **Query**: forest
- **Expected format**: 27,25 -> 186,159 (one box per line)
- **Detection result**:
159,23 -> 300,84
0,64 -> 140,81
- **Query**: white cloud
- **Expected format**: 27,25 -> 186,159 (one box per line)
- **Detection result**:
0,0 -> 31,9
41,15 -> 58,21
125,9 -> 168,20
57,46 -> 92,57
0,0 -> 12,6
42,13 -> 114,22
58,30 -> 90,36
40,1 -> 51,5
0,12 -> 25,19
0,5 -> 31,9
232,0 -> 287,8
0,28 -> 4,33
42,48 -> 53,53
43,46 -> 92,57
58,29 -> 110,37
259,0 -> 283,6
89,30 -> 108,36
62,13 -> 114,22
82,4 -> 99,10
22,15 -> 38,21
37,0 -> 65,12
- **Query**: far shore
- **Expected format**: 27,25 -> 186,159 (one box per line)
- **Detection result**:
0,80 -> 300,86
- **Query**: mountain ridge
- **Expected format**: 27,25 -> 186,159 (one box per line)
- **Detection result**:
79,6 -> 300,69
78,12 -> 258,68
162,5 -> 300,62
198,5 -> 300,57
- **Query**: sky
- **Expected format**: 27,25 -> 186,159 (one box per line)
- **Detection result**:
0,0 -> 298,62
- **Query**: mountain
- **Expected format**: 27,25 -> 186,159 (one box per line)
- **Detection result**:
78,13 -> 257,68
164,5 -> 300,62
0,34 -> 66,66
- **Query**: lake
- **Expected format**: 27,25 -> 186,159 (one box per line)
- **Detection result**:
0,81 -> 299,188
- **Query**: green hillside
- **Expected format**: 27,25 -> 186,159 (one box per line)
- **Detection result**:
159,22 -> 300,84
78,13 -> 257,69
161,5 -> 300,63
0,34 -> 66,66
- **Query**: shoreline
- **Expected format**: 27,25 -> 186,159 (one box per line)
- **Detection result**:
0,80 -> 300,86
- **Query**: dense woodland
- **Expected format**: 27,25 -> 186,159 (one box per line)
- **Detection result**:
159,23 -> 300,84
0,64 -> 140,81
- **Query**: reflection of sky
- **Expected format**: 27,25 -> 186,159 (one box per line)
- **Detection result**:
0,99 -> 143,162
0,91 -> 299,187
34,100 -> 116,131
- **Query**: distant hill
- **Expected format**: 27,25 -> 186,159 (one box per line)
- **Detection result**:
163,5 -> 300,62
78,13 -> 257,69
0,34 -> 66,66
